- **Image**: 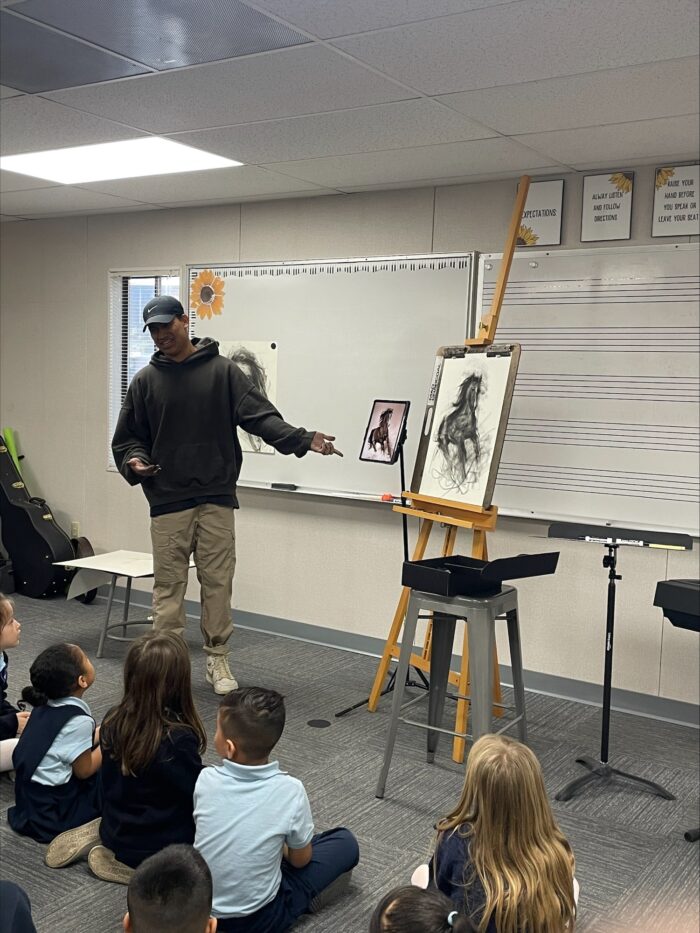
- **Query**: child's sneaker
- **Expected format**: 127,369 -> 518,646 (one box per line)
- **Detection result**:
87,845 -> 134,885
45,818 -> 101,868
309,870 -> 353,913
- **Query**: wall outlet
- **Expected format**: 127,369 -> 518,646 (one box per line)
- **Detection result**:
70,521 -> 80,539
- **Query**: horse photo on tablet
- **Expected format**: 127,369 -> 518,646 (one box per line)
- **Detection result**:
360,400 -> 410,465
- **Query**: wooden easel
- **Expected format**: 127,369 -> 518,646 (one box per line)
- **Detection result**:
367,176 -> 531,763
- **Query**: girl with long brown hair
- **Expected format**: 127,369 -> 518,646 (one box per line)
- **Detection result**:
433,735 -> 576,933
45,631 -> 206,884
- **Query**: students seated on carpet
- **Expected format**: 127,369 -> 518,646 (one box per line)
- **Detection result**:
194,686 -> 359,933
7,643 -> 101,843
370,885 -> 475,932
45,632 -> 206,883
0,880 -> 38,933
431,735 -> 576,933
124,844 -> 217,933
0,594 -> 30,772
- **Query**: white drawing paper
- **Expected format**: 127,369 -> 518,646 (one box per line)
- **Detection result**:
417,354 -> 513,506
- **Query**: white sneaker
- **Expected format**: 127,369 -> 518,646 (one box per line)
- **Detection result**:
206,655 -> 239,695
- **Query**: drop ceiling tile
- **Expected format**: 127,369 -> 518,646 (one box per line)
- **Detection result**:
252,0 -> 513,38
46,45 -> 412,133
0,84 -> 22,98
159,188 -> 337,208
15,0 -> 309,70
342,166 -> 560,192
0,169 -> 59,192
0,185 -> 149,215
170,99 -> 496,164
333,0 -> 700,95
436,58 -> 700,135
261,137 -> 558,190
21,204 -> 163,218
0,11 -> 148,93
80,165 -> 327,202
0,95 -> 149,156
515,114 -> 700,168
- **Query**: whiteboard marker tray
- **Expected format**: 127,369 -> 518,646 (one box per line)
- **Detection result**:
402,552 -> 559,598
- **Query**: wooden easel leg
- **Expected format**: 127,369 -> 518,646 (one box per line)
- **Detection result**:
368,518 -> 433,711
452,623 -> 470,763
471,529 -> 503,718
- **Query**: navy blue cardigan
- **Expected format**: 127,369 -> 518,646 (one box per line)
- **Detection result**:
99,720 -> 204,868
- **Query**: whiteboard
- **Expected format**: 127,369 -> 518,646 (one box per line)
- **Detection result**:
477,244 -> 700,535
189,255 -> 475,500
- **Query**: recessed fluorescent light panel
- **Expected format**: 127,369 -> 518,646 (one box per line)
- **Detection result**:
0,138 -> 243,184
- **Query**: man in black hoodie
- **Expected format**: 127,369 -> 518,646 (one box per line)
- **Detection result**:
112,296 -> 340,694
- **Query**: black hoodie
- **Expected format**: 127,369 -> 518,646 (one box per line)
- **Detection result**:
111,338 -> 313,512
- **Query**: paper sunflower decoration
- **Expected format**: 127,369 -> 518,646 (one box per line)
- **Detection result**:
610,172 -> 633,194
517,224 -> 539,247
655,167 -> 675,189
190,269 -> 225,320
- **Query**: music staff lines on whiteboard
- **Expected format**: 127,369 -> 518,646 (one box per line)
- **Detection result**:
497,463 -> 699,501
482,274 -> 700,305
505,419 -> 699,452
497,327 -> 698,351
514,374 -> 699,402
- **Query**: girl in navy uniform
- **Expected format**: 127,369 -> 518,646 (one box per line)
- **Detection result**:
46,631 -> 205,884
8,642 -> 101,844
0,594 -> 30,771
432,735 -> 576,933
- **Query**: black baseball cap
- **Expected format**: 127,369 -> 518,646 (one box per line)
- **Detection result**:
142,295 -> 185,331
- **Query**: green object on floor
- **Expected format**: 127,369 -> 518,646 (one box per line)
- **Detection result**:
2,428 -> 21,475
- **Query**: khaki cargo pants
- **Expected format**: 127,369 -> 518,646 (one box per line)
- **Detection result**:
150,503 -> 235,656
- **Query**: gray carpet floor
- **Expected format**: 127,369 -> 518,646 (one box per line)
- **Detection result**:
0,593 -> 698,933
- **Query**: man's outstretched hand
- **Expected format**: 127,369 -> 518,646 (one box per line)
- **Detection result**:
310,433 -> 343,457
127,457 -> 161,476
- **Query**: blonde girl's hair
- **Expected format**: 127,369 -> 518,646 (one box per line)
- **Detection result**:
436,735 -> 576,933
101,632 -> 206,776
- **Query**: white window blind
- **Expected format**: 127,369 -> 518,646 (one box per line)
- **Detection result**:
107,270 -> 180,470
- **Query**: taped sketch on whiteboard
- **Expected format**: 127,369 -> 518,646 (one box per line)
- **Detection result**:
411,345 -> 520,508
219,340 -> 278,455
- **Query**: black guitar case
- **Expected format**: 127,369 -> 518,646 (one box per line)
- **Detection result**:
0,435 -> 74,597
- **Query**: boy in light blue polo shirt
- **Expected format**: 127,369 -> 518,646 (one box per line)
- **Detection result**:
194,687 -> 359,933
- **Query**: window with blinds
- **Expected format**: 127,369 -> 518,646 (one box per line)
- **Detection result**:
107,270 -> 180,469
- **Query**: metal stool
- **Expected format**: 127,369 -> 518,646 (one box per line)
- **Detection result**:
375,585 -> 527,798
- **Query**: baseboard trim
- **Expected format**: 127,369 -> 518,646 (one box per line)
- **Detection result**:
107,590 -> 699,728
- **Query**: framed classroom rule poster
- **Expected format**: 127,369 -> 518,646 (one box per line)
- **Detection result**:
652,164 -> 700,237
517,179 -> 564,247
581,171 -> 634,242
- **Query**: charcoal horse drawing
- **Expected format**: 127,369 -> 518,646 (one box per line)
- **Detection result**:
412,346 -> 519,509
433,373 -> 490,494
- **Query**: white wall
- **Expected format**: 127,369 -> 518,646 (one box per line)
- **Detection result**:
1,166 -> 698,705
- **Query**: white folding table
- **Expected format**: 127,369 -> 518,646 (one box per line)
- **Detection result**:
54,550 -> 194,657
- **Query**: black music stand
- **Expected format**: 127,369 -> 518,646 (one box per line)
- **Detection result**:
549,523 -> 693,803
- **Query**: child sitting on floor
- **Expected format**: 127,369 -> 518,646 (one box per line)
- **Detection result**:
8,642 -> 101,843
370,885 -> 475,933
0,593 -> 30,772
432,734 -> 576,933
45,631 -> 206,883
124,844 -> 217,933
194,686 -> 359,932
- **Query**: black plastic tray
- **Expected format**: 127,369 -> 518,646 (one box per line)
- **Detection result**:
402,552 -> 560,598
